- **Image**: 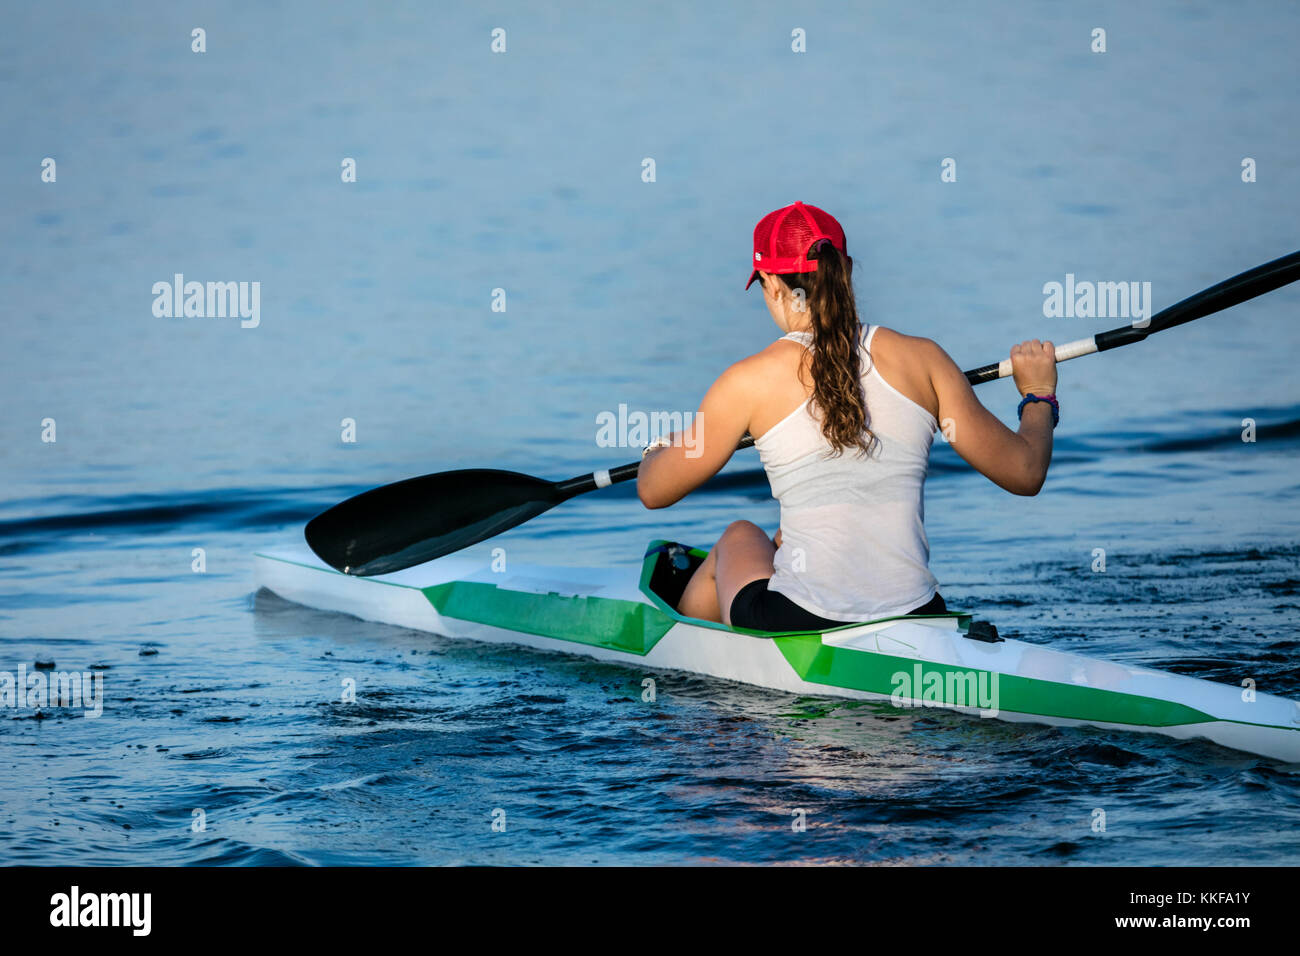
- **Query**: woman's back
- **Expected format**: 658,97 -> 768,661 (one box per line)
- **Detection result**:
753,325 -> 939,619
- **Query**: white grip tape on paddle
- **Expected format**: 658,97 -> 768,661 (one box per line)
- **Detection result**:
593,469 -> 612,489
996,336 -> 1098,379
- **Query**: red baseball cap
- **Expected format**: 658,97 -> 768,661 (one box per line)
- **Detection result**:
746,201 -> 847,289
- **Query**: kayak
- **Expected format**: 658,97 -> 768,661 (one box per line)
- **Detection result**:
255,538 -> 1300,762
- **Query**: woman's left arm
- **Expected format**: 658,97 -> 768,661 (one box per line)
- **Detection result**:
637,359 -> 756,509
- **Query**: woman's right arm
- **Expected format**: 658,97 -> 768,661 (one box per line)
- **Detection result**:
925,338 -> 1058,496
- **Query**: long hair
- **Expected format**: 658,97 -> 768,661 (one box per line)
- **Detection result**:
775,242 -> 874,457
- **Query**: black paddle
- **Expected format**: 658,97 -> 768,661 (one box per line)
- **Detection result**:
966,249 -> 1300,384
307,250 -> 1300,575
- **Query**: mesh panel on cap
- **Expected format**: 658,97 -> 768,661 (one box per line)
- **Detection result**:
805,205 -> 846,253
770,208 -> 816,260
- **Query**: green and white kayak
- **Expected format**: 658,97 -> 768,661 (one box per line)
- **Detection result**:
255,539 -> 1300,762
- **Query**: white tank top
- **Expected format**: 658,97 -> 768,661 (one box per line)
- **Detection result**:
754,325 -> 939,620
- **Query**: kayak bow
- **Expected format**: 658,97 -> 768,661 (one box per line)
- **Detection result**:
255,539 -> 1300,762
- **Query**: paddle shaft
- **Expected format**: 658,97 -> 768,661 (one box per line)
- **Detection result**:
554,436 -> 761,496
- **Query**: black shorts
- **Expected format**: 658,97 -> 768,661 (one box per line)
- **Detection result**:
729,578 -> 947,633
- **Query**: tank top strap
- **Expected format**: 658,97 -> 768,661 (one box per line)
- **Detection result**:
781,327 -> 873,349
859,323 -> 877,375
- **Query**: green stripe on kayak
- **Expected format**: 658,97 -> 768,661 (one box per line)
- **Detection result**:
412,541 -> 1219,729
772,634 -> 1219,728
421,581 -> 675,655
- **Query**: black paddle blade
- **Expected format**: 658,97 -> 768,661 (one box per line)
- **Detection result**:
1151,249 -> 1300,334
1095,248 -> 1300,352
305,469 -> 563,576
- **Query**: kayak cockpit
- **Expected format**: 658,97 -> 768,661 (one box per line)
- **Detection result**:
638,540 -> 972,637
641,541 -> 709,614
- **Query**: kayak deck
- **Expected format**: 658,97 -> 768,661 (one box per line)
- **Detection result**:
254,539 -> 1300,762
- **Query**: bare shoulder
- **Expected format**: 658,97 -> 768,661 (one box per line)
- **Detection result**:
869,326 -> 943,362
873,327 -> 971,382
729,337 -> 815,437
724,337 -> 803,381
867,326 -> 947,415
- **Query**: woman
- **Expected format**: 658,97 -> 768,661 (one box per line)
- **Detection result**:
637,201 -> 1058,631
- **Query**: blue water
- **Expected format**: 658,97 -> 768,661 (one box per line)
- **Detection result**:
2,1 -> 1299,865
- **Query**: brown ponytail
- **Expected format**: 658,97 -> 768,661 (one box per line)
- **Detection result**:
777,243 -> 874,457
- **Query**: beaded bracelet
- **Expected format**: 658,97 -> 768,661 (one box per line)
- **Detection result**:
1017,393 -> 1059,428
